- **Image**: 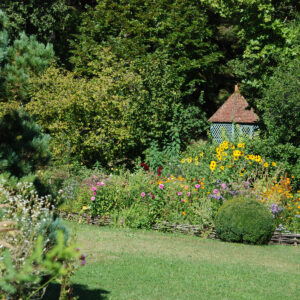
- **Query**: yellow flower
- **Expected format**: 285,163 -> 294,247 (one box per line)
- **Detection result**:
231,145 -> 235,149
264,162 -> 269,168
182,211 -> 186,216
238,143 -> 242,148
210,161 -> 216,171
216,148 -> 221,154
184,185 -> 189,190
217,155 -> 222,161
180,158 -> 186,164
195,156 -> 199,161
200,152 -> 204,157
298,205 -> 300,209
187,157 -> 192,163
272,162 -> 277,167
234,156 -> 238,161
195,161 -> 199,166
82,206 -> 88,210
220,166 -> 225,170
233,150 -> 241,156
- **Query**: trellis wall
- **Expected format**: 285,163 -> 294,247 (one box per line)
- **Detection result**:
210,123 -> 257,143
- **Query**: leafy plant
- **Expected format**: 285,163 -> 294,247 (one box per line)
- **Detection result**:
0,109 -> 51,178
215,197 -> 275,244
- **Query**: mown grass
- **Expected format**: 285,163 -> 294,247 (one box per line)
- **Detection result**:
44,222 -> 300,299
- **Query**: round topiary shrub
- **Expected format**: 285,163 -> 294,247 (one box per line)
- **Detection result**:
215,198 -> 275,245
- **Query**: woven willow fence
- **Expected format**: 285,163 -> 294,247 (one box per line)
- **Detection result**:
59,211 -> 299,246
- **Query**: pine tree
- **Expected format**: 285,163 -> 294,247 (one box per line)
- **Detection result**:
0,109 -> 51,178
0,9 -> 54,102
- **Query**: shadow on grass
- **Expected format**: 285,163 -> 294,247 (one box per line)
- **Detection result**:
42,283 -> 110,300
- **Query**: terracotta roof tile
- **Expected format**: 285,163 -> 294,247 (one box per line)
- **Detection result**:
209,87 -> 258,124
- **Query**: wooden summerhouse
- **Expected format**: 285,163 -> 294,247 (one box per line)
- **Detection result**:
209,85 -> 258,143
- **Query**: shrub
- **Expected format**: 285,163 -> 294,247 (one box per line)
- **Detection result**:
0,179 -> 84,299
0,109 -> 51,178
215,198 -> 275,245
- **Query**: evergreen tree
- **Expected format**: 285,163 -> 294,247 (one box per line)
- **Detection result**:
0,109 -> 51,178
0,9 -> 54,102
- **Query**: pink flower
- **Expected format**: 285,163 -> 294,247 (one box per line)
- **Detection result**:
141,192 -> 146,197
91,196 -> 95,201
220,183 -> 227,189
97,181 -> 104,186
181,199 -> 185,202
195,184 -> 200,189
213,189 -> 219,194
177,192 -> 182,196
151,194 -> 155,199
93,192 -> 96,196
58,189 -> 63,194
159,184 -> 164,189
92,186 -> 97,191
187,192 -> 191,197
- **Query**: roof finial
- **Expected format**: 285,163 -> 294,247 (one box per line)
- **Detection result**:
234,84 -> 239,93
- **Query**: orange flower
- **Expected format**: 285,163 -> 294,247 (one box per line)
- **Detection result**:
182,211 -> 186,216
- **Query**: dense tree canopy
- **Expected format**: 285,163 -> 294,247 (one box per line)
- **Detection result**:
0,1 -> 299,169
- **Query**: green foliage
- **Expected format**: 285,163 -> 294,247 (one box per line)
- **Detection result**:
2,33 -> 54,100
0,232 -> 80,299
257,57 -> 300,146
215,198 -> 275,244
226,1 -> 300,101
0,0 -> 82,64
0,180 -> 83,299
0,10 -> 54,102
28,50 -> 207,167
0,109 -> 51,178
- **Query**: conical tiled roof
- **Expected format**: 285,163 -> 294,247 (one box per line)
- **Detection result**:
209,85 -> 258,124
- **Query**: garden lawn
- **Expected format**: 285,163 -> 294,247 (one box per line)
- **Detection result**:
44,222 -> 300,300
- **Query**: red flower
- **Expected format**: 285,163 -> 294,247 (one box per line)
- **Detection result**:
140,163 -> 150,171
157,165 -> 162,177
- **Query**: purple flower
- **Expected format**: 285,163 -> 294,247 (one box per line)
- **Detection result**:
187,192 -> 191,197
151,194 -> 155,199
93,192 -> 96,196
81,260 -> 86,266
220,183 -> 227,189
213,189 -> 219,194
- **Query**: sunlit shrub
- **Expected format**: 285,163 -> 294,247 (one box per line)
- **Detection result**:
215,198 -> 275,244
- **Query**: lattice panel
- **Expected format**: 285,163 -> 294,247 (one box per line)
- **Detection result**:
210,123 -> 257,143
